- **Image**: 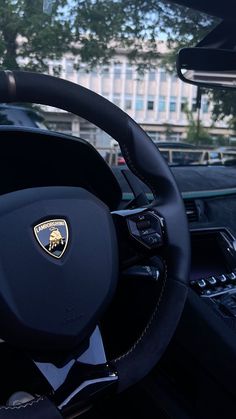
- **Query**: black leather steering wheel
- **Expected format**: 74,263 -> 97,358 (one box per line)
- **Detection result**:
0,70 -> 190,418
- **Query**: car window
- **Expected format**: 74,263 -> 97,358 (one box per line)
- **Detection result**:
0,1 -> 234,166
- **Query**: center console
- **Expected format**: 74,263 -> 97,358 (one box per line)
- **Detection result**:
159,228 -> 236,418
190,229 -> 236,317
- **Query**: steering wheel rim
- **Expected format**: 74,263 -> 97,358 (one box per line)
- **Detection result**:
0,70 -> 190,416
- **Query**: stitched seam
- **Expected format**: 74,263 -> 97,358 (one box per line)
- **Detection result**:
113,260 -> 167,363
0,397 -> 44,410
122,144 -> 157,198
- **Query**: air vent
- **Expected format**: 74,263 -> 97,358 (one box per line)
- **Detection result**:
184,199 -> 199,222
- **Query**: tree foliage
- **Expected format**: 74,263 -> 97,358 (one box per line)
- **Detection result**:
184,106 -> 213,146
209,90 -> 236,131
0,0 -> 218,72
75,0 -> 218,70
0,0 -> 234,126
0,0 -> 74,72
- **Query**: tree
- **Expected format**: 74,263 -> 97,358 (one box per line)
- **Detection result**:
163,123 -> 174,140
184,106 -> 213,147
0,0 -> 218,72
2,0 -> 234,128
75,0 -> 218,70
214,135 -> 230,147
209,90 -> 236,131
0,0 -> 73,72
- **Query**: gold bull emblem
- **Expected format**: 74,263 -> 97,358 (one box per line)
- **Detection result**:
49,227 -> 64,251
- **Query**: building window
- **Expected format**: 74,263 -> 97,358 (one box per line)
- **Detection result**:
114,63 -> 122,79
147,101 -> 154,110
125,96 -> 132,110
160,70 -> 167,82
181,97 -> 188,112
91,68 -> 98,77
147,96 -> 154,110
135,96 -> 144,111
169,96 -> 177,112
202,97 -> 209,113
48,121 -> 72,134
102,89 -> 109,97
101,67 -> 109,78
172,133 -> 181,141
66,59 -> 74,76
126,66 -> 133,80
146,131 -> 162,142
149,70 -> 156,81
52,62 -> 62,75
192,98 -> 197,112
158,95 -> 166,112
78,65 -> 87,77
171,73 -> 178,83
137,71 -> 145,81
113,94 -> 121,107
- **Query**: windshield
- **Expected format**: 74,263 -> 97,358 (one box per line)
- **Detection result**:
1,0 -> 234,166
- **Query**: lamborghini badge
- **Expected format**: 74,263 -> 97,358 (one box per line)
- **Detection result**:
34,219 -> 68,258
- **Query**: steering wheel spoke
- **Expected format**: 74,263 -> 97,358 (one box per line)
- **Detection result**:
34,327 -> 118,417
0,328 -> 117,418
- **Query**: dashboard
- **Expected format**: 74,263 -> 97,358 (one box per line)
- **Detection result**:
112,164 -> 236,236
112,163 -> 236,297
0,127 -> 122,211
2,125 -> 236,279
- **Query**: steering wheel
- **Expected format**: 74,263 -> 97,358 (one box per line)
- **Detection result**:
0,70 -> 190,418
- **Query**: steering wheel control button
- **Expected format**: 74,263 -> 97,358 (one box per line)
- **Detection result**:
137,219 -> 151,230
34,218 -> 69,259
127,210 -> 164,249
142,233 -> 162,246
123,265 -> 160,282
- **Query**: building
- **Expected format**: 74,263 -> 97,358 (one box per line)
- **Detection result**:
42,51 -> 236,148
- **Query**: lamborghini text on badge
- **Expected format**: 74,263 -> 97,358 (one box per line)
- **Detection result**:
34,219 -> 69,258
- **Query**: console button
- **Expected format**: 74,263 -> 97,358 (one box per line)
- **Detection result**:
226,272 -> 236,280
217,274 -> 227,283
206,276 -> 217,286
190,279 -> 207,294
201,289 -> 212,296
197,279 -> 206,288
225,284 -> 233,289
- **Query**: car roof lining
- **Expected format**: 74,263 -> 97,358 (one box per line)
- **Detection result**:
196,21 -> 236,49
173,0 -> 236,21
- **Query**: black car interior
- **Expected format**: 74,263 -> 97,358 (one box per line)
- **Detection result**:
112,163 -> 236,418
0,70 -> 190,418
0,1 -> 236,418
